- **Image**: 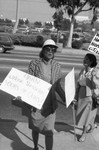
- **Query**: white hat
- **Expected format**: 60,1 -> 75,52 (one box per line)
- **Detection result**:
43,39 -> 58,48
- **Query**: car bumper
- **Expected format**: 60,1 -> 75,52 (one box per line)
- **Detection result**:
2,45 -> 15,50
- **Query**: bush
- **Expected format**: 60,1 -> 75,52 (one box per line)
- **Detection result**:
9,34 -> 22,45
20,35 -> 37,46
72,40 -> 83,49
81,43 -> 90,50
10,34 -> 44,47
83,32 -> 94,43
36,35 -> 44,47
2,32 -> 85,49
51,33 -> 57,43
83,36 -> 93,43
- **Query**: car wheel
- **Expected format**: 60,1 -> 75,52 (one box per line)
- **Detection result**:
0,47 -> 6,53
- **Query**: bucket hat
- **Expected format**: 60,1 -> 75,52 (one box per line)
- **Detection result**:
43,39 -> 58,48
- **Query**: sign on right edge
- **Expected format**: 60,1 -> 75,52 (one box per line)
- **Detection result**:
88,32 -> 99,55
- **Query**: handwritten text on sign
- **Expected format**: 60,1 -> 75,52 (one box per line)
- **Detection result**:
88,32 -> 99,55
0,68 -> 52,109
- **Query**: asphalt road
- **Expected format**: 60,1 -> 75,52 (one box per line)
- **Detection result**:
0,46 -> 85,83
0,46 -> 99,126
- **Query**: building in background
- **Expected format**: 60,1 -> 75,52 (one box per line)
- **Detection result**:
75,16 -> 91,24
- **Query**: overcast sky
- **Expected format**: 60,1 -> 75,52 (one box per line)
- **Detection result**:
0,0 -> 93,23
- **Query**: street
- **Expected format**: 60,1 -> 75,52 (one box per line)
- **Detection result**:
0,46 -> 99,126
0,46 -> 84,82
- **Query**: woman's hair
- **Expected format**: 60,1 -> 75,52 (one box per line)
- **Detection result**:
86,53 -> 97,67
39,48 -> 45,59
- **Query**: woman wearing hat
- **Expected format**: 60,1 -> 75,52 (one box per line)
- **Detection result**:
14,39 -> 64,150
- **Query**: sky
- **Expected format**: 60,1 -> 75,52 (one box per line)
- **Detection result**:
0,0 -> 93,24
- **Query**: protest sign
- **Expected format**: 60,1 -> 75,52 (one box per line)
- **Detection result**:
0,68 -> 52,109
65,68 -> 75,108
88,32 -> 99,55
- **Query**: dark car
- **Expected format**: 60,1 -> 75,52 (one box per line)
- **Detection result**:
0,34 -> 14,53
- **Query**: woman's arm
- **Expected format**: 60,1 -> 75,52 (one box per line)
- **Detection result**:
91,68 -> 99,104
55,78 -> 65,102
12,96 -> 32,109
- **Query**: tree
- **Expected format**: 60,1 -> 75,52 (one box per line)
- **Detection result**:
91,7 -> 99,31
79,22 -> 92,32
34,21 -> 42,28
53,8 -> 64,43
46,0 -> 99,48
53,8 -> 63,31
17,18 -> 30,27
61,18 -> 71,31
25,19 -> 30,26
19,19 -> 24,25
5,19 -> 13,26
45,21 -> 53,29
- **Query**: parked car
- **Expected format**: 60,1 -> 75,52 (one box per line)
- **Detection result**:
16,28 -> 29,34
0,34 -> 14,53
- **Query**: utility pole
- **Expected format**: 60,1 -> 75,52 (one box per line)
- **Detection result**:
13,0 -> 19,33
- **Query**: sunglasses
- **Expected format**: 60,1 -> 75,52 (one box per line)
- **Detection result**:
44,46 -> 56,53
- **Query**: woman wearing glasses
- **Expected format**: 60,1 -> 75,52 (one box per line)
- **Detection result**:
14,39 -> 63,150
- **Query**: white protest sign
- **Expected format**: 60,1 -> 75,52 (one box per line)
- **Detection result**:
65,68 -> 75,108
0,68 -> 52,109
88,32 -> 99,55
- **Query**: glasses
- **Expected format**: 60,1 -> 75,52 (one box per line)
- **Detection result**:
44,46 -> 56,53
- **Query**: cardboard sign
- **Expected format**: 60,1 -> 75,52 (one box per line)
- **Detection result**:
65,68 -> 75,108
88,32 -> 99,55
0,68 -> 52,109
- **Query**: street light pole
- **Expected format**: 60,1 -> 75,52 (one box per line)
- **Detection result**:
13,0 -> 19,33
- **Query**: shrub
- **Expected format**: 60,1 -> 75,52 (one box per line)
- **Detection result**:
1,32 -> 85,49
51,33 -> 57,43
20,35 -> 36,46
72,40 -> 83,49
83,35 -> 93,43
9,34 -> 22,45
36,35 -> 44,47
81,43 -> 90,50
10,34 -> 38,47
83,32 -> 94,43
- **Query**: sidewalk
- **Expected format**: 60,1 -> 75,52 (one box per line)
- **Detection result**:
15,45 -> 88,55
0,120 -> 99,150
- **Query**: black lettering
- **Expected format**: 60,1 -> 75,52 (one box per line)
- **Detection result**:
91,42 -> 99,48
94,37 -> 99,42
